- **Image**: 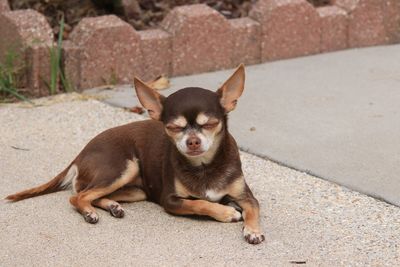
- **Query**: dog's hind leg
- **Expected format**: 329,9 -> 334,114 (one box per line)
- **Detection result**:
92,198 -> 125,218
108,187 -> 147,202
69,159 -> 140,224
92,186 -> 147,218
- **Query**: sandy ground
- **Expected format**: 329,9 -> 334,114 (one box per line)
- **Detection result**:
1,94 -> 399,266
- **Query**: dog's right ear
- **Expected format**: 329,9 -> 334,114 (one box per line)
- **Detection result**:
134,77 -> 165,120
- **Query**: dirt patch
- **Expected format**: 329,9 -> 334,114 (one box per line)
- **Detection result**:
8,0 -> 331,40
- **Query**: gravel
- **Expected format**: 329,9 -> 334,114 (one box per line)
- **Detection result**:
1,93 -> 399,266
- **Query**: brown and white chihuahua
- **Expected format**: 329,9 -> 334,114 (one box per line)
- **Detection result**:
6,65 -> 265,244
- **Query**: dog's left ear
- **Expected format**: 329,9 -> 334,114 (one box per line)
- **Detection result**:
134,77 -> 165,120
217,64 -> 245,113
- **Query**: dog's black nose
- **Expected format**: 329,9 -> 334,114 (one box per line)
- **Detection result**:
186,136 -> 201,150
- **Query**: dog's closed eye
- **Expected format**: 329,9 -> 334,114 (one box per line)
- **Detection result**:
202,121 -> 219,130
166,124 -> 184,133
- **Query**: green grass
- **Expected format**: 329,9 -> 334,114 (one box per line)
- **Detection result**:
0,50 -> 31,103
48,15 -> 73,94
1,16 -> 73,102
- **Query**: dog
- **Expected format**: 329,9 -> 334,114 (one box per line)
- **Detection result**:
6,65 -> 265,244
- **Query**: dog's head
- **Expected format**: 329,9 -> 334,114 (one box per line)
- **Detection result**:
134,65 -> 245,165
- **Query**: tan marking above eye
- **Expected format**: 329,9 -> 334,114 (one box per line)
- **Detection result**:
166,116 -> 187,134
172,116 -> 188,128
196,113 -> 210,125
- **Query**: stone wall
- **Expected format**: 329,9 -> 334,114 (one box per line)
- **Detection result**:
0,0 -> 399,94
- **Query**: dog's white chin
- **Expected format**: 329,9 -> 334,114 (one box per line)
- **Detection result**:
176,144 -> 207,158
181,149 -> 212,167
179,144 -> 217,166
184,150 -> 206,157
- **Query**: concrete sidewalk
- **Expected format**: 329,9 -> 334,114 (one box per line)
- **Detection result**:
1,96 -> 399,266
86,44 -> 400,206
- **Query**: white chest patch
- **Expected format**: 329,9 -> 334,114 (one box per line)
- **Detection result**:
205,189 -> 225,202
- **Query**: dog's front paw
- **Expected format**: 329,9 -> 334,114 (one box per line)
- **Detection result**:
217,207 -> 242,223
243,226 -> 265,244
109,204 -> 125,218
84,211 -> 99,224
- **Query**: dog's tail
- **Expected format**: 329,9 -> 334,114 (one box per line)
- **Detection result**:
5,164 -> 77,202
